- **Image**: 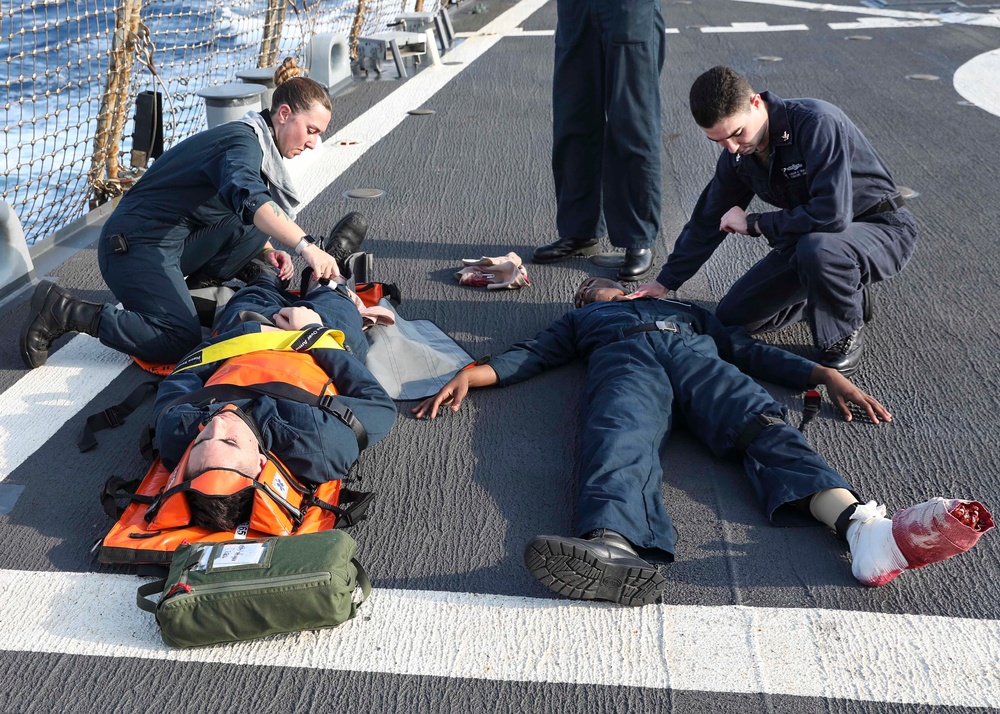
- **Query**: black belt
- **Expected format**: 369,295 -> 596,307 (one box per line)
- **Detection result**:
855,194 -> 904,221
623,320 -> 680,337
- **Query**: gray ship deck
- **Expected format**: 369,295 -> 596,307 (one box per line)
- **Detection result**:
1,1 -> 999,711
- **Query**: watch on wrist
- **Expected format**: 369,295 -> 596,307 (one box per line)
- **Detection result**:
745,213 -> 762,237
294,234 -> 317,255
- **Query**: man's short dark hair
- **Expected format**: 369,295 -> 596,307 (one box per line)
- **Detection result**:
689,66 -> 756,128
188,489 -> 254,532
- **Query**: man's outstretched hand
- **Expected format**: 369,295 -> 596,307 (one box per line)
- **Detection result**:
811,365 -> 893,424
412,364 -> 499,420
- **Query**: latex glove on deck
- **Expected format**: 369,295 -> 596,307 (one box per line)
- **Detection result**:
455,253 -> 530,290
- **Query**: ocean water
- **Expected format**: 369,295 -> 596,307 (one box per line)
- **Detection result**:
0,0 -> 363,244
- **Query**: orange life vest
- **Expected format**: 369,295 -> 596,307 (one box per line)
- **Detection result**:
99,351 -> 370,565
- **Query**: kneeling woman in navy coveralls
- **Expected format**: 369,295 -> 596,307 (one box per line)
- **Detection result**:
415,278 -> 991,606
20,58 -> 352,369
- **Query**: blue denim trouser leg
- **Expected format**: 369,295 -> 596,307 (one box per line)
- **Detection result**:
574,333 -> 853,561
552,0 -> 665,250
217,281 -> 369,363
716,209 -> 918,349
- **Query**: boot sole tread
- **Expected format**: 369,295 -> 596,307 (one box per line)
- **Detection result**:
525,537 -> 665,606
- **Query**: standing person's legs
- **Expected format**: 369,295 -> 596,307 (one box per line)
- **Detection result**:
600,0 -> 666,255
543,0 -> 606,255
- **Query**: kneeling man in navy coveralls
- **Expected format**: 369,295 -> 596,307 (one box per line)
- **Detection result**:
415,278 -> 990,606
634,66 -> 918,376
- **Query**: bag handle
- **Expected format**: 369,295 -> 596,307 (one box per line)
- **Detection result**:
136,579 -> 167,613
352,558 -> 372,607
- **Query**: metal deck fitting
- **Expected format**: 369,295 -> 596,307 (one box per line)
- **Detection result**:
357,31 -> 439,79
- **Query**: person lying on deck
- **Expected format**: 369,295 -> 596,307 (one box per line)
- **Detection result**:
151,266 -> 397,532
414,277 -> 992,607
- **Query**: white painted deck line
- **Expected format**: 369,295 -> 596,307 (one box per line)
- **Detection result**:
733,0 -> 1000,28
955,49 -> 1000,118
700,22 -> 809,33
827,18 -> 941,30
0,335 -> 129,481
732,0 -> 940,20
0,568 -> 997,708
456,28 -> 682,37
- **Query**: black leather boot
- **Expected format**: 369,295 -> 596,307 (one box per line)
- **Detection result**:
532,237 -> 601,264
523,528 -> 666,606
323,212 -> 368,274
618,247 -> 653,281
20,281 -> 103,369
819,326 -> 866,376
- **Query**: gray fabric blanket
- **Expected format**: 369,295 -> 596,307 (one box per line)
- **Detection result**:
239,110 -> 301,220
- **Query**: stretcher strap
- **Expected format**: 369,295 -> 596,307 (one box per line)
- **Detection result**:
311,488 -> 375,529
78,380 -> 159,452
172,327 -> 346,374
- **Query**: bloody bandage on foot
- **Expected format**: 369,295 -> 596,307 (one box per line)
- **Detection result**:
892,497 -> 994,570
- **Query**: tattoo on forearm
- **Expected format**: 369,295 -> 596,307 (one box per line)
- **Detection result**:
267,201 -> 287,221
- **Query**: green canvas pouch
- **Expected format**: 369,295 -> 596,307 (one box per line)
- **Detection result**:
136,530 -> 370,648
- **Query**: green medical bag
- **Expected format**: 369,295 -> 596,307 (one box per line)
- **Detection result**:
137,530 -> 370,648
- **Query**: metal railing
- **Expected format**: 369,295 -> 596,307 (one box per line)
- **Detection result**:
1,0 -> 439,246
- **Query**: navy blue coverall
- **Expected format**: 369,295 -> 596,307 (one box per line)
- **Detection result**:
657,92 -> 918,350
97,117 -> 278,364
552,0 -> 666,251
153,280 -> 396,484
487,297 -> 853,561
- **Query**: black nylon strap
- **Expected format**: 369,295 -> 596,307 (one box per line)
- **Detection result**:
622,321 -> 680,338
835,502 -> 861,540
78,380 -> 159,452
735,413 -> 786,451
310,489 -> 375,529
855,194 -> 905,221
99,476 -> 147,519
291,325 -> 332,351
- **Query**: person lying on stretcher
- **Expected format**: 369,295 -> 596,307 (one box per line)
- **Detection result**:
151,267 -> 397,532
414,277 -> 993,606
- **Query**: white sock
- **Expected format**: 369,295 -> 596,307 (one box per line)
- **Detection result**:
846,501 -> 910,587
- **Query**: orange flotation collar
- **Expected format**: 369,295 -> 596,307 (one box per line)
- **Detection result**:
143,405 -> 310,537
